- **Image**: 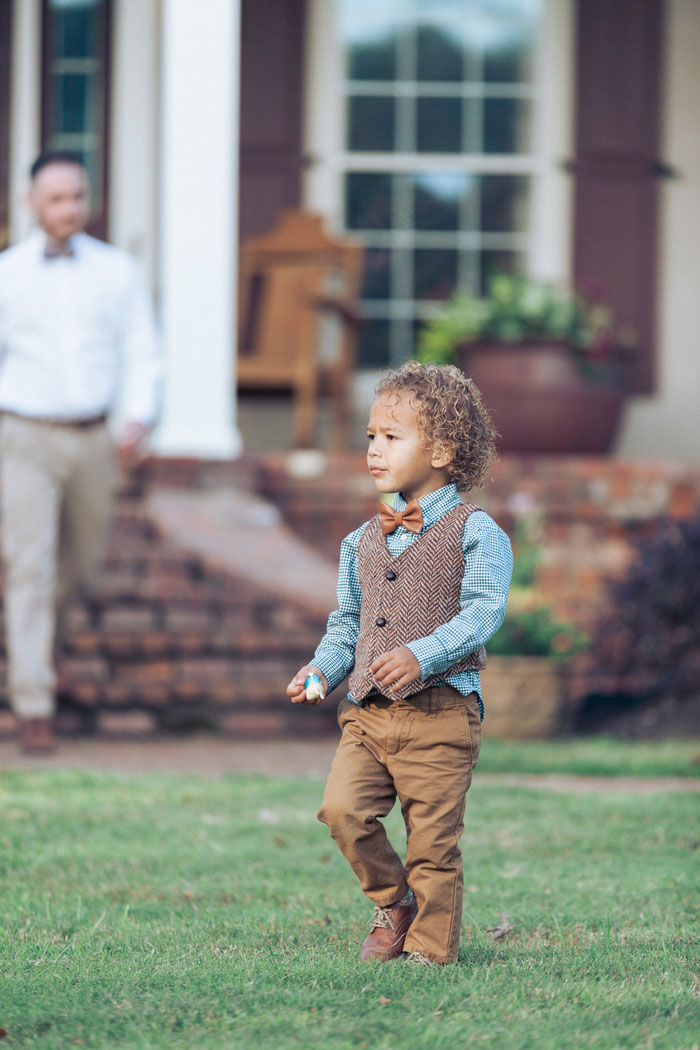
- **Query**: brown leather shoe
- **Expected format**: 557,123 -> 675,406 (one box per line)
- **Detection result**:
359,896 -> 418,962
20,717 -> 56,754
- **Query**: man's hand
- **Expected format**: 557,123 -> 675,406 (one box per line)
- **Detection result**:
371,646 -> 420,693
287,665 -> 329,705
116,421 -> 149,471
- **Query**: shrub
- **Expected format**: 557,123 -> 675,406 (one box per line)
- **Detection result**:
591,512 -> 700,698
488,604 -> 585,658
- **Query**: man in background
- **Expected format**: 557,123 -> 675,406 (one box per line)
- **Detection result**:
0,151 -> 163,752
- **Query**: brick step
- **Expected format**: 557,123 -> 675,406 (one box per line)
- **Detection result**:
0,465 -> 334,739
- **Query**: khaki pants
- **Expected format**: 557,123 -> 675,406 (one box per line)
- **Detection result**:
0,414 -> 114,718
318,685 -> 482,964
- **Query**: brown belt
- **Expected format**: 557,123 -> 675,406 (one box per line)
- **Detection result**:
2,410 -> 108,429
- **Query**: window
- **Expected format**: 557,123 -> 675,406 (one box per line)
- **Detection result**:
42,0 -> 111,236
306,0 -> 571,368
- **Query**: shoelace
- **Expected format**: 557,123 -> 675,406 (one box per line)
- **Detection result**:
368,906 -> 396,931
404,951 -> 437,967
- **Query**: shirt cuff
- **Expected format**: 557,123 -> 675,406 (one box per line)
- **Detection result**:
404,638 -> 446,680
312,651 -> 353,695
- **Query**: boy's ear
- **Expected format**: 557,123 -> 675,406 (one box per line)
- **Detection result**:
431,442 -> 453,470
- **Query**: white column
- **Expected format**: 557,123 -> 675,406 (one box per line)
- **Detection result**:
9,0 -> 41,243
109,0 -> 159,283
153,0 -> 242,458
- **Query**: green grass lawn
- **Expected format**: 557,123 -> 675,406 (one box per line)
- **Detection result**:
476,735 -> 700,778
1,762 -> 698,1050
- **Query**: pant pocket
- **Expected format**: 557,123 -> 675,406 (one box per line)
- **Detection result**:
336,695 -> 353,729
463,694 -> 483,768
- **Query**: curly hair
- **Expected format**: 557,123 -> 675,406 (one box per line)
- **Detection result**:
374,361 -> 499,492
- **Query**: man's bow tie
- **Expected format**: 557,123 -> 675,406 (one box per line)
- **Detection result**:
379,499 -> 423,535
44,243 -> 74,260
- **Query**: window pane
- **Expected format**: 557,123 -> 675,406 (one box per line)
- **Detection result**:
54,73 -> 89,134
483,97 -> 532,153
416,23 -> 463,81
340,0 -> 401,81
414,248 -> 458,300
358,318 -> 391,368
362,247 -> 392,300
345,172 -> 393,230
54,5 -> 100,59
480,174 -> 530,232
416,97 -> 461,153
484,26 -> 537,83
347,36 -> 397,81
348,96 -> 395,152
414,172 -> 475,231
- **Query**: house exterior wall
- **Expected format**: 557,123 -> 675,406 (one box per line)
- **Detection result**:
617,0 -> 700,460
2,0 -> 699,461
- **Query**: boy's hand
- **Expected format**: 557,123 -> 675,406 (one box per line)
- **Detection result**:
371,647 -> 421,693
287,665 -> 329,705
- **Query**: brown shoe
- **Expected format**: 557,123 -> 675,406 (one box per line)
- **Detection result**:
20,717 -> 56,754
359,896 -> 418,962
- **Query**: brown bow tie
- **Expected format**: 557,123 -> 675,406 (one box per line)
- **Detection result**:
44,243 -> 74,260
379,499 -> 423,535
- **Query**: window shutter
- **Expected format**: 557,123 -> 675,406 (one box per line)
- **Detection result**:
239,0 -> 306,242
573,0 -> 665,392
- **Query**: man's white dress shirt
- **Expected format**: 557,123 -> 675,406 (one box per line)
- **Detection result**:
0,231 -> 162,424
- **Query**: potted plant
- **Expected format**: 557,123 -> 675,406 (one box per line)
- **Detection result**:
417,272 -> 635,454
482,604 -> 586,739
481,516 -> 587,738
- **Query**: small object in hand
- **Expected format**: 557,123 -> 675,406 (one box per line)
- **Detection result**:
304,673 -> 325,701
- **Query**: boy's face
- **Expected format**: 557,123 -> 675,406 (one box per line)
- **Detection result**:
367,392 -> 452,502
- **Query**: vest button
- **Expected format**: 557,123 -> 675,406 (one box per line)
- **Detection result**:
385,570 -> 397,581
375,616 -> 386,627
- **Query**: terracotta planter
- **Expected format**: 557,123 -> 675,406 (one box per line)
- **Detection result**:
480,656 -> 568,739
456,340 -> 626,454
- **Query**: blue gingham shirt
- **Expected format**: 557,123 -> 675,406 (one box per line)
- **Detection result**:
313,483 -> 513,716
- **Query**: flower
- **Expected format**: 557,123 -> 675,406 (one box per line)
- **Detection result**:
417,271 -> 635,379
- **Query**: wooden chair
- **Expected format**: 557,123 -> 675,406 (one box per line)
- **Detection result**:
237,210 -> 363,448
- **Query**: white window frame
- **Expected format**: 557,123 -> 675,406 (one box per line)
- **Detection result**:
304,0 -> 574,363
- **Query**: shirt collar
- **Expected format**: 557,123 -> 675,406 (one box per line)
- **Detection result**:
37,230 -> 85,261
394,483 -> 462,530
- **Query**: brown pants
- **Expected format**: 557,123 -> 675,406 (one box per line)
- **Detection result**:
0,414 -> 114,718
318,685 -> 482,964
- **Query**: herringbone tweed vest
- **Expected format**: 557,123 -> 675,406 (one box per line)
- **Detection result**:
348,502 -> 487,703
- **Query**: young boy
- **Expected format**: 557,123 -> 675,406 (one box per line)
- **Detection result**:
287,361 -> 512,967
